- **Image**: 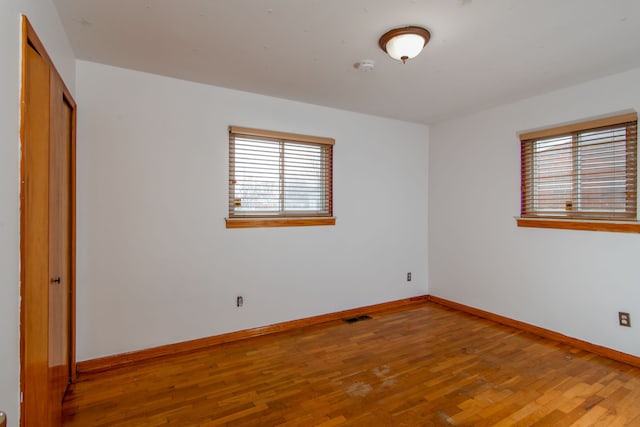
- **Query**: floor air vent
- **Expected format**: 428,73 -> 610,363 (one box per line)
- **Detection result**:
343,315 -> 372,324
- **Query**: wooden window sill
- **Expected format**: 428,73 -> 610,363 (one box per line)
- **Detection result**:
226,217 -> 336,229
516,217 -> 640,233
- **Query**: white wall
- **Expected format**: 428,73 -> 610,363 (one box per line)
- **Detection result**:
75,60 -> 429,361
0,1 -> 75,425
429,67 -> 640,357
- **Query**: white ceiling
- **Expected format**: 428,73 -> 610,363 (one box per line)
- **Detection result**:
52,0 -> 640,124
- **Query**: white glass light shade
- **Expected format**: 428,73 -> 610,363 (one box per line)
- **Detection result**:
379,26 -> 431,64
385,33 -> 426,62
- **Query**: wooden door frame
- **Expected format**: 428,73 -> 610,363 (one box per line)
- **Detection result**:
19,15 -> 77,424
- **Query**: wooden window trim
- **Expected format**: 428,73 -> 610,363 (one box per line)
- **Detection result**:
229,126 -> 335,146
516,217 -> 640,233
226,217 -> 336,229
519,112 -> 637,141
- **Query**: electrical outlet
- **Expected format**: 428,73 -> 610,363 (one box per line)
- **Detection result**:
237,296 -> 243,307
619,312 -> 631,327
407,272 -> 412,282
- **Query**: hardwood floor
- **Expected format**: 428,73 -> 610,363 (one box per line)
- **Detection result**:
62,303 -> 640,426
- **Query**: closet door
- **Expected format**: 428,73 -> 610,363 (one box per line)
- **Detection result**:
23,38 -> 53,427
48,69 -> 74,413
21,17 -> 76,426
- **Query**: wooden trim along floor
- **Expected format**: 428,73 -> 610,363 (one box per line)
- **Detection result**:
428,296 -> 640,369
63,300 -> 640,426
77,294 -> 640,375
77,296 -> 430,374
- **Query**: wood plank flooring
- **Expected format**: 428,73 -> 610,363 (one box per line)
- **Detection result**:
62,302 -> 640,426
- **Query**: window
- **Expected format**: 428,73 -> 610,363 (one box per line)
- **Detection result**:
226,126 -> 335,228
519,113 -> 639,232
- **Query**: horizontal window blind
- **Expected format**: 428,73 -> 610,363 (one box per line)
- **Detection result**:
229,127 -> 333,218
521,114 -> 637,220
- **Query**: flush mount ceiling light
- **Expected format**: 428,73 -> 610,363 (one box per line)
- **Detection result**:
379,26 -> 431,64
